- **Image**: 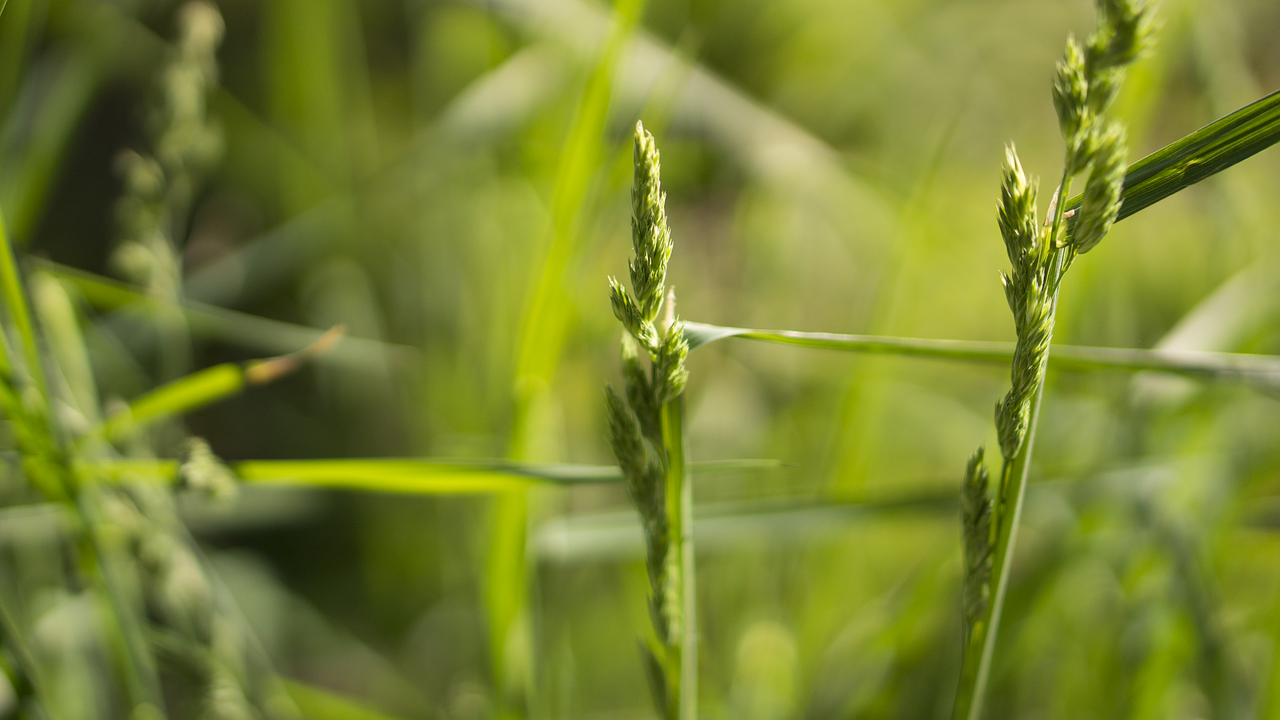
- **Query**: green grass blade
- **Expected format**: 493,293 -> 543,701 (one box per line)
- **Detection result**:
0,207 -> 48,400
82,457 -> 777,494
683,321 -> 1280,386
95,328 -> 342,442
101,363 -> 244,441
282,680 -> 407,720
1065,89 -> 1280,224
495,0 -> 646,713
0,52 -> 99,242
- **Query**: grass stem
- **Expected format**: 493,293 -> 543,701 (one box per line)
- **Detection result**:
661,396 -> 695,720
953,242 -> 1067,720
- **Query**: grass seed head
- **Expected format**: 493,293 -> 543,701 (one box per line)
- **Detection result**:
997,146 -> 1039,270
1072,123 -> 1128,253
631,122 -> 673,320
1089,0 -> 1156,73
1053,37 -> 1091,172
962,448 -> 993,636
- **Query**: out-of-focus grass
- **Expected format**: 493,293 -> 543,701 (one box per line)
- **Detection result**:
1,0 -> 1278,718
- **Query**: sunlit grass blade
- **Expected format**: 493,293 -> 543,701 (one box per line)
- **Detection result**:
96,327 -> 342,442
0,207 -> 48,400
1065,89 -> 1280,224
495,0 -> 647,714
683,321 -> 1280,386
82,457 -> 780,494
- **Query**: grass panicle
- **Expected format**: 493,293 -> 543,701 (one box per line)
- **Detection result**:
953,2 -> 1156,719
606,121 -> 695,720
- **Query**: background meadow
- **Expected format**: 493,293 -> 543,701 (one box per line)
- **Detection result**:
4,0 -> 1280,718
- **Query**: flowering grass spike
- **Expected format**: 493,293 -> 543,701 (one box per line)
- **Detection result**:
605,121 -> 695,720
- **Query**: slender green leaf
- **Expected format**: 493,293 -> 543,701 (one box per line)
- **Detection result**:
95,328 -> 343,442
683,321 -> 1280,386
1065,89 -> 1280,224
0,207 -> 47,399
101,363 -> 244,441
81,457 -> 780,494
0,52 -> 100,241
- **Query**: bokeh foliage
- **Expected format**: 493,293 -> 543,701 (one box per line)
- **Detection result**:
2,0 -> 1280,718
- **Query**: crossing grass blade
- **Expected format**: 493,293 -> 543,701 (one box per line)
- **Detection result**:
81,457 -> 782,494
36,260 -> 412,366
1064,89 -> 1280,224
683,322 -> 1280,386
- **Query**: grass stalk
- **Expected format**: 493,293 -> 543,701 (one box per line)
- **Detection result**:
660,396 -> 695,720
953,252 -> 1062,720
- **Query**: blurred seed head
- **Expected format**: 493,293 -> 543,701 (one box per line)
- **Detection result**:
178,437 -> 239,502
962,448 -> 993,635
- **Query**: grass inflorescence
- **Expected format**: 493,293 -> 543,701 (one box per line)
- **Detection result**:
954,2 -> 1156,718
605,121 -> 695,720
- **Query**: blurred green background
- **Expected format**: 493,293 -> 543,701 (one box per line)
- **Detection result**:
6,0 -> 1280,717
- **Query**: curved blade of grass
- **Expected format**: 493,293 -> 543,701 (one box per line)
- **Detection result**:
1064,89 -> 1280,224
683,321 -> 1280,386
82,457 -> 781,494
96,328 -> 343,442
0,208 -> 48,401
101,363 -> 243,441
0,51 -> 100,242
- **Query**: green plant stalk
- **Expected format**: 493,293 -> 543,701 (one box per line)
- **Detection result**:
660,396 -> 695,720
954,167 -> 1073,720
492,3 -> 645,712
0,214 -> 46,402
